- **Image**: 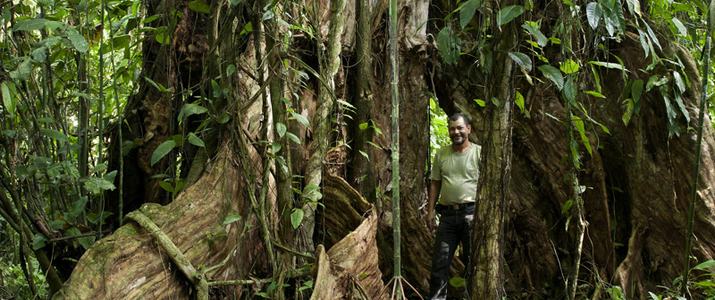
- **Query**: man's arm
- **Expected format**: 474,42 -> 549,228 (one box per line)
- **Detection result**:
427,180 -> 441,230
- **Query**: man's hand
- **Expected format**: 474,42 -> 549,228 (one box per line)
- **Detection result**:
426,209 -> 436,232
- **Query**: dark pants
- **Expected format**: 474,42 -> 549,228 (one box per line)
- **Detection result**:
429,204 -> 474,300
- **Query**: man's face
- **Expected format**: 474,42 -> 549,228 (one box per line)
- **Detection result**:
448,117 -> 471,146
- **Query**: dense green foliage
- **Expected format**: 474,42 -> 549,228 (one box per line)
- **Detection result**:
1,0 -> 714,298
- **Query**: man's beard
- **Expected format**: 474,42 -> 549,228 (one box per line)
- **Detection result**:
451,134 -> 465,145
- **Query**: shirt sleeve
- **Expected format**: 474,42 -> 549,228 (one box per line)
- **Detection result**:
430,149 -> 442,181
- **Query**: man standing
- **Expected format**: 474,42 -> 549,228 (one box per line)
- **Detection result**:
427,112 -> 481,299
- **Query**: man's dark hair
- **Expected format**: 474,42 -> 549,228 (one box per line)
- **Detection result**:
448,112 -> 471,125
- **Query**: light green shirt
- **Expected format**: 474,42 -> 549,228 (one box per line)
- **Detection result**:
430,142 -> 481,205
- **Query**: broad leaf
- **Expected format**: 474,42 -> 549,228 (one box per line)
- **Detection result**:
589,61 -> 627,71
150,140 -> 177,166
13,18 -> 49,31
515,91 -> 527,116
508,52 -> 532,72
459,0 -> 482,29
631,79 -> 644,104
538,65 -> 564,90
290,112 -> 310,127
286,132 -> 301,145
622,98 -> 634,126
626,0 -> 642,17
291,208 -> 304,229
671,17 -> 687,36
637,29 -> 650,58
276,122 -> 287,137
646,75 -> 668,92
562,78 -> 577,105
644,22 -> 662,50
674,93 -> 690,124
178,103 -> 208,123
694,260 -> 715,271
66,29 -> 89,53
1,81 -> 15,116
586,2 -> 602,30
187,132 -> 205,147
560,59 -> 580,74
497,5 -> 524,27
222,212 -> 242,225
437,26 -> 460,65
584,90 -> 606,99
572,115 -> 592,156
522,22 -> 549,47
188,0 -> 211,14
672,71 -> 686,93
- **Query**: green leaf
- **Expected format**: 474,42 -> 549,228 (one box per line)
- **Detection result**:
32,234 -> 47,250
358,122 -> 369,131
437,26 -> 460,65
508,52 -> 532,72
637,29 -> 650,58
588,61 -> 627,71
276,122 -> 287,137
572,115 -> 592,156
291,112 -> 310,127
562,78 -> 577,104
69,197 -> 88,221
497,5 -> 525,27
159,181 -> 174,192
538,65 -> 564,90
66,29 -> 88,53
13,18 -> 49,31
671,17 -> 687,36
672,71 -> 686,93
1,81 -> 15,116
622,98 -> 634,126
522,22 -> 548,47
586,2 -> 602,30
271,142 -> 282,155
631,79 -> 644,104
187,132 -> 205,147
474,99 -> 486,107
449,276 -> 466,288
188,0 -> 211,14
560,59 -> 579,75
155,27 -> 171,45
41,128 -> 68,143
222,212 -> 242,225
694,260 -> 715,271
515,91 -> 525,113
646,75 -> 668,92
178,103 -> 208,123
561,199 -> 574,215
459,0 -> 482,29
286,132 -> 301,145
644,22 -> 662,51
291,208 -> 304,229
11,59 -> 33,81
625,0 -> 642,17
31,46 -> 47,62
674,93 -> 690,124
144,76 -> 171,93
84,177 -> 116,194
226,64 -> 236,77
150,140 -> 177,166
584,90 -> 606,99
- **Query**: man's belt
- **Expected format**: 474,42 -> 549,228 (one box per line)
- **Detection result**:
437,202 -> 474,211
